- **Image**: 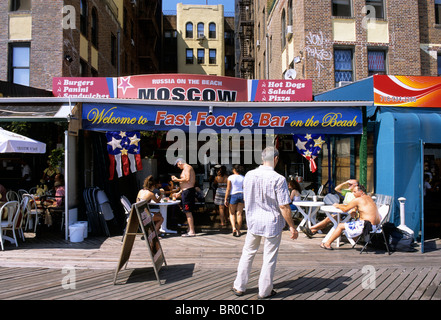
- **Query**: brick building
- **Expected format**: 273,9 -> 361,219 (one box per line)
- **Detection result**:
0,0 -> 162,91
251,0 -> 441,94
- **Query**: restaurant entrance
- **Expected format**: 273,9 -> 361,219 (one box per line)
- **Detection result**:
424,143 -> 441,241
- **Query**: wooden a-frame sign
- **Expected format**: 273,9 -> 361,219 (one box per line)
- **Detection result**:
113,200 -> 167,285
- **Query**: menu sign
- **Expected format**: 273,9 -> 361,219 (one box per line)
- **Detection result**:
52,77 -> 117,98
248,79 -> 312,102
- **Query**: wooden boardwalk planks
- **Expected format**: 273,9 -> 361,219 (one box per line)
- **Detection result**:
0,230 -> 440,300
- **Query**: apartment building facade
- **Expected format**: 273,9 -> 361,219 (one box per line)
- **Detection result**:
0,0 -> 161,91
252,0 -> 440,94
176,3 -> 227,76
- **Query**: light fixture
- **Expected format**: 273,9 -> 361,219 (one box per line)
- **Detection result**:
65,55 -> 73,63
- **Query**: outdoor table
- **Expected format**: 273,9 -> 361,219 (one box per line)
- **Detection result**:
319,205 -> 355,248
149,200 -> 180,234
292,201 -> 324,232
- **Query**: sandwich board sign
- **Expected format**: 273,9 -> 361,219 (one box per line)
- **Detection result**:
113,200 -> 166,285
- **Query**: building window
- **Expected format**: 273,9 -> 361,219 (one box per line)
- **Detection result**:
9,0 -> 31,11
332,0 -> 352,17
9,43 -> 30,86
186,49 -> 193,64
436,0 -> 441,24
209,23 -> 216,38
186,22 -> 193,38
80,0 -> 88,37
334,48 -> 353,85
80,59 -> 88,77
365,0 -> 384,19
209,49 -> 216,64
281,10 -> 286,49
197,22 -> 204,39
288,0 -> 293,25
197,49 -> 205,64
91,8 -> 98,48
111,33 -> 117,66
368,50 -> 386,76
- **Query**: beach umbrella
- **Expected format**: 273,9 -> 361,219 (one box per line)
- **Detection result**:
0,127 -> 46,153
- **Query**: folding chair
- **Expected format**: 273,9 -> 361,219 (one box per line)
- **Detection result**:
353,204 -> 391,255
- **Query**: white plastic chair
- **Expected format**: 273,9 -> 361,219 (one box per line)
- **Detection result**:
22,194 -> 40,233
317,185 -> 324,196
0,201 -> 22,250
323,193 -> 340,205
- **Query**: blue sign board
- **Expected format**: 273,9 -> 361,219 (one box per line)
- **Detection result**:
82,103 -> 362,134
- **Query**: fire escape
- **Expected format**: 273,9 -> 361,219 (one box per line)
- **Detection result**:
238,0 -> 254,79
137,0 -> 161,73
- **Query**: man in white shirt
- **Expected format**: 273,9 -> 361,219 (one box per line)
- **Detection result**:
232,146 -> 298,299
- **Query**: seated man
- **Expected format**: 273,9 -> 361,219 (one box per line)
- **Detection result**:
320,184 -> 380,250
300,179 -> 358,238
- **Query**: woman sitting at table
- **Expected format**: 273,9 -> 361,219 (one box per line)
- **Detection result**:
288,179 -> 302,210
137,175 -> 164,236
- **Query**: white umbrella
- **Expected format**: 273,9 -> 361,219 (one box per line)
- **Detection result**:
0,127 -> 46,153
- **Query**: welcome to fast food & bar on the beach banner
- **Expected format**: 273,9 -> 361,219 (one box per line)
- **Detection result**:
53,74 -> 366,135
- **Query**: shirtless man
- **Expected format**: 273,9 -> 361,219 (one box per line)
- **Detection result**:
171,158 -> 196,237
321,184 -> 380,250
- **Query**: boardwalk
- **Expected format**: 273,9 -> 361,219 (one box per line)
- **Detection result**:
0,227 -> 440,302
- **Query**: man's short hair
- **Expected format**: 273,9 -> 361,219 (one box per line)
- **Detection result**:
357,184 -> 366,194
261,146 -> 279,162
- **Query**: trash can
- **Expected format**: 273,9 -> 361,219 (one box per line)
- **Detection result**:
75,221 -> 88,238
69,224 -> 84,243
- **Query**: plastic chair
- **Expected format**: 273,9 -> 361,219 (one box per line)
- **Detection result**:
353,204 -> 391,255
22,194 -> 40,233
0,201 -> 22,250
323,193 -> 340,205
317,185 -> 324,196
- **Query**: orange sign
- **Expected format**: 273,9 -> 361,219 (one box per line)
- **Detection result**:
374,75 -> 441,107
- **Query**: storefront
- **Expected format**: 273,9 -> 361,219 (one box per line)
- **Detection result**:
2,74 -> 372,240
315,75 -> 441,251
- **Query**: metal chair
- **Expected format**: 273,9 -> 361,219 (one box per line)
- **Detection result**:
6,190 -> 19,202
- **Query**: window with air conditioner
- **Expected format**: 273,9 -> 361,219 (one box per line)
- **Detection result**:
197,23 -> 204,39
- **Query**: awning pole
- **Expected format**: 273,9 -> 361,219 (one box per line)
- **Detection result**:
360,106 -> 368,187
64,130 -> 69,240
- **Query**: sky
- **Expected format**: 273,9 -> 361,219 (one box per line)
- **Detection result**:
162,0 -> 235,14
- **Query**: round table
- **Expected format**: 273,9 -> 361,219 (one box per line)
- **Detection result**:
149,200 -> 181,234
